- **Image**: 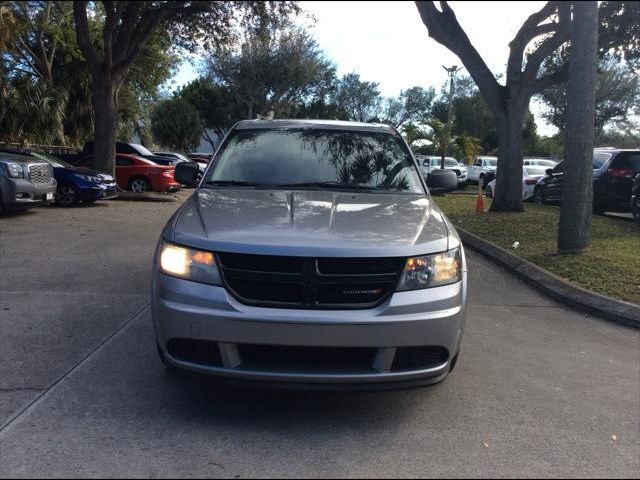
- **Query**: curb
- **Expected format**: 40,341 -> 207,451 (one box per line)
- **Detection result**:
457,227 -> 640,328
111,192 -> 177,203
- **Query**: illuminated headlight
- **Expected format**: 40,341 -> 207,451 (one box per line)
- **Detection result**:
6,163 -> 25,178
158,242 -> 222,286
397,248 -> 462,291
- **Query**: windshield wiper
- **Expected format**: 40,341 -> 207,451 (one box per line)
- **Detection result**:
275,182 -> 403,191
204,180 -> 265,187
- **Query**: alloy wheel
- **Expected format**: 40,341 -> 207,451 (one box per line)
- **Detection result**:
57,184 -> 77,207
130,178 -> 149,193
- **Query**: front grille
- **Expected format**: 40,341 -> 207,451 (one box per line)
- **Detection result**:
238,344 -> 377,373
452,169 -> 461,176
391,347 -> 449,371
28,164 -> 53,184
217,253 -> 405,309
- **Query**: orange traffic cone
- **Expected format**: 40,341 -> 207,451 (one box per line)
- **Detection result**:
475,181 -> 485,213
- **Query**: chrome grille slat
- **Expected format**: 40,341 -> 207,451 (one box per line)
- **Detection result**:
28,164 -> 53,184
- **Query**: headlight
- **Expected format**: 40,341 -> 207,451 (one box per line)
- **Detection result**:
158,242 -> 222,286
397,247 -> 462,291
6,163 -> 24,178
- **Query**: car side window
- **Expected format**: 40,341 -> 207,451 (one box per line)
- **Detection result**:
610,152 -> 640,172
475,159 -> 481,166
117,143 -> 136,155
116,156 -> 134,167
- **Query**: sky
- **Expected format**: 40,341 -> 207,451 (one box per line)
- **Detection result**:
170,1 -> 557,136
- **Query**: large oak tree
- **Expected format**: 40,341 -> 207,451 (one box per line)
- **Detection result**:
72,1 -> 298,174
416,1 -> 571,212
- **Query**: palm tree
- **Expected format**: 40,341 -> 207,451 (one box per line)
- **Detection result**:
455,134 -> 483,165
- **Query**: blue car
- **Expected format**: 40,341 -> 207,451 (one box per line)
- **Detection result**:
0,149 -> 118,207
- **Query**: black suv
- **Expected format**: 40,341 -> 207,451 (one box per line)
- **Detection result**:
533,149 -> 640,214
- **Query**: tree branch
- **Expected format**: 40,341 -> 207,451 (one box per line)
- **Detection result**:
415,1 -> 504,117
531,66 -> 569,94
507,1 -> 560,83
72,1 -> 101,72
112,1 -> 142,65
522,2 -> 571,86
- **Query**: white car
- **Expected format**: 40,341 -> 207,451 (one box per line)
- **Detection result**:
523,158 -> 558,168
485,166 -> 548,201
468,156 -> 498,183
416,156 -> 468,188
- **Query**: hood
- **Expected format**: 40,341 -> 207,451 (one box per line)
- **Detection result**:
74,166 -> 114,181
171,189 -> 451,257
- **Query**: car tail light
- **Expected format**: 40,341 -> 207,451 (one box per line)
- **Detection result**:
162,169 -> 175,178
608,168 -> 634,178
525,179 -> 538,185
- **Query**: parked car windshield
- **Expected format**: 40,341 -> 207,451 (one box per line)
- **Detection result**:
205,129 -> 425,193
524,166 -> 548,177
593,152 -> 612,169
130,143 -> 154,156
30,151 -> 73,169
482,158 -> 497,166
526,159 -> 557,167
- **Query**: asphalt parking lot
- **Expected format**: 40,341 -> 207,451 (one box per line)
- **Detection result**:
1,194 -> 638,478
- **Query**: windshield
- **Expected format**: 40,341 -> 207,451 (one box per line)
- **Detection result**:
524,166 -> 548,177
593,152 -> 611,169
131,143 -> 154,156
483,158 -> 497,166
526,159 -> 556,167
205,129 -> 425,194
445,158 -> 459,167
30,152 -> 73,169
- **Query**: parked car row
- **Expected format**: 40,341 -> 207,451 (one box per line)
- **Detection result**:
533,149 -> 640,214
483,149 -> 640,216
0,142 -> 214,212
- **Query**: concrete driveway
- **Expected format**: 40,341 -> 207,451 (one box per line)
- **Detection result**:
1,195 -> 638,478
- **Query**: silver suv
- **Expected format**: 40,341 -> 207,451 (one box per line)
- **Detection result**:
152,120 -> 467,389
0,152 -> 56,212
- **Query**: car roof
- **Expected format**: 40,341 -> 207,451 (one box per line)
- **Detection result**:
233,119 -> 397,134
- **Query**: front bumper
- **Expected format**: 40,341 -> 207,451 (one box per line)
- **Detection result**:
0,177 -> 56,209
152,271 -> 467,388
77,183 -> 118,202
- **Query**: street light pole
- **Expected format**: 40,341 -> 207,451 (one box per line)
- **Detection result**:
441,65 -> 463,169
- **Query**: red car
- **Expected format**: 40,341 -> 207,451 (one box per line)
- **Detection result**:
115,154 -> 180,192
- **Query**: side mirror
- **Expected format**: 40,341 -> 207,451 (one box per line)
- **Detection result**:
427,169 -> 458,194
175,161 -> 199,187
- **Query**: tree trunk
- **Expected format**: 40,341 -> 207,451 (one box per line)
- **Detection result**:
490,104 -> 526,212
557,1 -> 598,253
92,74 -> 118,175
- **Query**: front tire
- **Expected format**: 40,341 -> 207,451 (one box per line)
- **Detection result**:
533,187 -> 544,205
631,196 -> 639,221
485,185 -> 493,198
56,183 -> 79,207
128,176 -> 151,193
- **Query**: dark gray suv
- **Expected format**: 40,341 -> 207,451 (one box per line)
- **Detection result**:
152,120 -> 466,389
0,152 -> 57,212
